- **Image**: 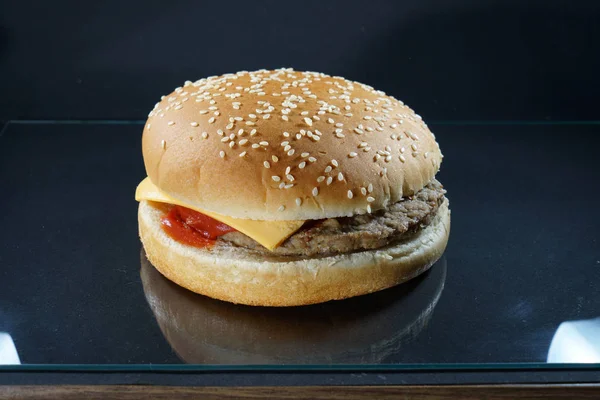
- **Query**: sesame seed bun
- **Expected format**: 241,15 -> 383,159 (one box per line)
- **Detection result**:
138,199 -> 450,306
143,68 -> 442,220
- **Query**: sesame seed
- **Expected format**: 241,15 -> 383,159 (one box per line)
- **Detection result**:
286,174 -> 294,181
250,129 -> 257,136
348,152 -> 357,158
167,121 -> 175,126
326,176 -> 333,185
327,118 -> 335,124
411,143 -> 418,151
331,159 -> 339,167
246,121 -> 255,126
304,117 -> 313,126
259,141 -> 269,146
337,172 -> 344,181
368,183 -> 373,193
272,176 -> 281,182
360,187 -> 367,196
161,140 -> 166,149
239,151 -> 247,157
208,117 -> 216,124
335,128 -> 343,134
424,152 -> 429,159
283,131 -> 290,137
202,132 -> 208,139
301,111 -> 309,116
312,187 -> 319,196
229,141 -> 235,148
317,176 -> 325,183
252,143 -> 260,149
219,151 -> 225,158
272,155 -> 279,162
295,198 -> 302,206
354,128 -> 364,134
385,155 -> 392,162
239,139 -> 248,145
367,196 -> 375,202
325,166 -> 332,173
282,115 -> 289,121
335,123 -> 343,127
278,205 -> 285,212
285,166 -> 291,175
263,161 -> 271,168
263,114 -> 271,119
226,123 -> 234,129
367,204 -> 372,213
199,110 -> 209,114
221,137 -> 229,143
363,116 -> 372,120
285,183 -> 294,189
308,157 -> 317,163
299,161 -> 306,169
279,182 -> 286,189
301,152 -> 310,158
284,145 -> 291,152
400,147 -> 405,153
412,152 -> 419,157
347,190 -> 353,199
399,155 -> 406,162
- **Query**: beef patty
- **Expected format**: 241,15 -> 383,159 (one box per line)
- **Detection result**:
220,179 -> 447,257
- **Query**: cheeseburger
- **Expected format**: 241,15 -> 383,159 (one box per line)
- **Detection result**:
136,68 -> 450,306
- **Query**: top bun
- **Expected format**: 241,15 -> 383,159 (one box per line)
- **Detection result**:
142,68 -> 442,220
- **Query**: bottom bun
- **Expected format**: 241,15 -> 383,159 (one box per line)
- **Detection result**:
140,251 -> 447,364
138,199 -> 450,306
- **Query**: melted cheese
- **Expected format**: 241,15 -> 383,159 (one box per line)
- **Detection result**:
135,177 -> 304,250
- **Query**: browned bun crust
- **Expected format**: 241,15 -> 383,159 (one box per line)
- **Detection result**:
138,199 -> 450,307
142,69 -> 442,220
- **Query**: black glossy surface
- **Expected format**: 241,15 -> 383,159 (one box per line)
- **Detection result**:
1,122 -> 599,365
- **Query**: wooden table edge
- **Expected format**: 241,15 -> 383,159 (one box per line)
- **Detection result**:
1,384 -> 600,399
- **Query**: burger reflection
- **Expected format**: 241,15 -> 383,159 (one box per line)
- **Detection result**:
140,250 -> 446,364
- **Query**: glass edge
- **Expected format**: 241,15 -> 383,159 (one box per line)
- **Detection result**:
0,363 -> 599,373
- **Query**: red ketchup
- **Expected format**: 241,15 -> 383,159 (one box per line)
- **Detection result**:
161,205 -> 237,248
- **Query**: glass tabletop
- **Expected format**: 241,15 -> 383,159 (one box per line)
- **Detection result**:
0,121 -> 599,371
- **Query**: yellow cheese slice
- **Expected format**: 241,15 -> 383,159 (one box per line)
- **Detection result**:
135,177 -> 305,251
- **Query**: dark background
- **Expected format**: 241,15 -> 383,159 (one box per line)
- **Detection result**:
0,0 -> 599,123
